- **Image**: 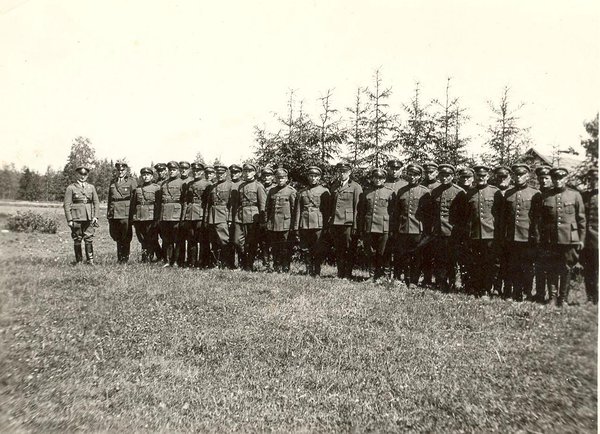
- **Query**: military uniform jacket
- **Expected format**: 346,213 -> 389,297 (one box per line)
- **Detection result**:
582,188 -> 598,250
429,183 -> 467,237
266,184 -> 296,232
206,180 -> 233,225
64,182 -> 100,222
183,178 -> 212,221
330,179 -> 363,229
132,182 -> 160,221
233,180 -> 267,224
540,187 -> 586,245
394,184 -> 430,235
422,179 -> 441,191
358,185 -> 395,234
385,178 -> 408,192
159,176 -> 184,221
465,184 -> 503,240
107,177 -> 137,219
293,185 -> 331,231
502,185 -> 541,243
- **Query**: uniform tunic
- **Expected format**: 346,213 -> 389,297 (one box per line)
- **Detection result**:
159,176 -> 184,265
266,184 -> 297,271
107,176 -> 137,248
63,181 -> 100,243
232,179 -> 267,270
181,178 -> 212,267
206,180 -> 234,266
131,182 -> 160,259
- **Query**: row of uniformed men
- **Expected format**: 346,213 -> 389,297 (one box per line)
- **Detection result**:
63,159 -> 598,306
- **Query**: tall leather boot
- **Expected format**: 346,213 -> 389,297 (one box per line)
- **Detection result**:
547,273 -> 558,306
122,242 -> 130,263
557,270 -> 570,307
116,242 -> 123,263
74,243 -> 83,264
85,243 -> 94,265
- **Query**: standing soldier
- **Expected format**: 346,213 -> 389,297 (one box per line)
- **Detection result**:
107,161 -> 137,263
493,166 -> 513,298
204,166 -> 216,184
293,166 -> 331,277
429,164 -> 467,292
182,162 -> 212,268
393,163 -> 431,288
206,165 -> 234,268
540,167 -> 586,306
502,164 -> 541,301
176,161 -> 191,267
63,166 -> 100,264
358,168 -> 395,281
159,161 -> 185,267
456,167 -> 474,288
464,165 -> 503,297
420,161 -> 441,286
385,159 -> 407,278
329,163 -> 362,279
265,168 -> 296,272
581,168 -> 598,304
228,164 -> 243,268
131,167 -> 160,262
232,163 -> 267,271
533,165 -> 553,302
259,166 -> 275,268
152,162 -> 168,261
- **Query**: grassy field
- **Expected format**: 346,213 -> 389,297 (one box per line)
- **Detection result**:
0,201 -> 597,432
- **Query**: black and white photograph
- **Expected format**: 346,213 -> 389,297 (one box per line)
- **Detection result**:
0,0 -> 598,431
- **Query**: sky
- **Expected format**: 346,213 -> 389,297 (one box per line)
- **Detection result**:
0,0 -> 598,173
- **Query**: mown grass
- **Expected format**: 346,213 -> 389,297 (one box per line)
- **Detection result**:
0,202 -> 597,432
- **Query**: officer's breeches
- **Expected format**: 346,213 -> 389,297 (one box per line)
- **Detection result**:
331,225 -> 356,278
159,221 -> 180,265
233,223 -> 260,269
395,234 -> 422,284
109,218 -> 132,243
70,221 -> 94,244
268,231 -> 290,270
364,232 -> 389,278
134,221 -> 158,253
433,236 -> 458,289
299,229 -> 326,274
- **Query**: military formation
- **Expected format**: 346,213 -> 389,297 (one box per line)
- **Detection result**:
63,159 -> 599,306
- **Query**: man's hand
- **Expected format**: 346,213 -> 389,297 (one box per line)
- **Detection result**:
67,220 -> 74,228
92,217 -> 99,228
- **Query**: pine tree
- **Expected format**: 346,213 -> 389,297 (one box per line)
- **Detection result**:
400,81 -> 436,162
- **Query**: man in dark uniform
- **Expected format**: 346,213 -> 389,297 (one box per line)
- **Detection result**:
502,164 -> 542,301
293,166 -> 331,277
393,163 -> 431,288
176,161 -> 192,266
420,161 -> 441,286
493,166 -> 513,298
228,164 -> 243,268
107,161 -> 137,263
265,168 -> 296,272
232,163 -> 267,271
159,161 -> 185,267
131,167 -> 160,262
429,164 -> 467,292
152,162 -> 168,261
358,168 -> 395,280
182,162 -> 212,268
329,162 -> 362,279
204,166 -> 216,184
385,159 -> 408,278
464,165 -> 503,297
63,166 -> 100,264
259,166 -> 275,268
206,165 -> 234,268
581,168 -> 598,304
533,165 -> 553,302
540,167 -> 586,306
456,167 -> 474,288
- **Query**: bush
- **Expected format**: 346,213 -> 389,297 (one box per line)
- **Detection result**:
6,210 -> 58,234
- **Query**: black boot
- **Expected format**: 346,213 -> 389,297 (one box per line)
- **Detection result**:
558,271 -> 570,307
85,243 -> 94,265
74,243 -> 83,264
122,242 -> 130,263
116,242 -> 123,263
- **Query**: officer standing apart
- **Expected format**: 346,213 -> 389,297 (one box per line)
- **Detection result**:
233,163 -> 267,271
533,165 -> 553,302
293,166 -> 331,277
159,161 -> 185,267
393,163 -> 431,288
329,163 -> 362,279
205,165 -> 234,268
501,164 -> 541,301
63,166 -> 100,264
581,168 -> 598,304
182,162 -> 212,268
429,164 -> 467,292
265,168 -> 296,272
107,161 -> 137,263
420,161 -> 441,286
131,167 -> 160,262
358,168 -> 395,280
540,167 -> 586,306
464,165 -> 503,297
